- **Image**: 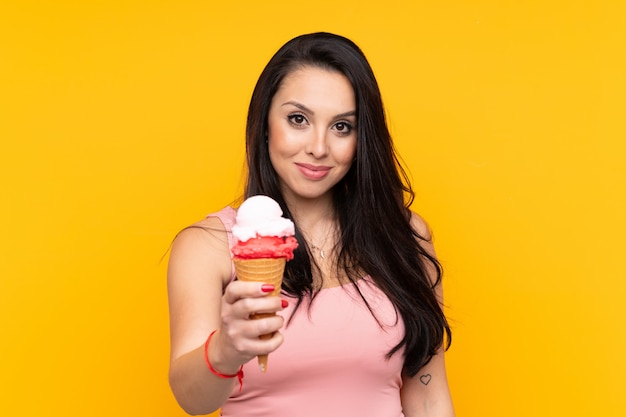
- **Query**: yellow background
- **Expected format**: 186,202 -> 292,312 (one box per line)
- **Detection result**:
2,1 -> 625,416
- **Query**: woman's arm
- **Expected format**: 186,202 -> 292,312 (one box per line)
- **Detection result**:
167,217 -> 285,415
401,348 -> 455,417
401,213 -> 455,417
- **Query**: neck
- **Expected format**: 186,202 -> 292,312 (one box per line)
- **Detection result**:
283,193 -> 335,230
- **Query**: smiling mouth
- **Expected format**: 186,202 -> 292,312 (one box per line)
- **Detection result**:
296,163 -> 331,180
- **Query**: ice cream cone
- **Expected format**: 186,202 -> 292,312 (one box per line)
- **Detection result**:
233,257 -> 286,372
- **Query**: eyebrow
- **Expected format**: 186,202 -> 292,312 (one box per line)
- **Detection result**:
282,101 -> 356,119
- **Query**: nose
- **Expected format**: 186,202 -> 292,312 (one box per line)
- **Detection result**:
305,128 -> 329,158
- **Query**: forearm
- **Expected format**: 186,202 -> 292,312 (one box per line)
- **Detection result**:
401,348 -> 455,417
169,344 -> 238,415
402,397 -> 455,417
401,376 -> 455,417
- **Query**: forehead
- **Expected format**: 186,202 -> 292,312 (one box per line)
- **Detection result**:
272,66 -> 355,110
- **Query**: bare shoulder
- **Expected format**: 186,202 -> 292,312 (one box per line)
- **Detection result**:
174,215 -> 228,239
409,211 -> 441,288
172,216 -> 229,252
169,215 -> 233,289
409,211 -> 433,241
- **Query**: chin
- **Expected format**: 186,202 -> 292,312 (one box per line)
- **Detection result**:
287,187 -> 333,201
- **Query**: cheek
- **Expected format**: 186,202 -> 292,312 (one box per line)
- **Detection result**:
268,135 -> 291,159
335,140 -> 357,164
267,122 -> 284,155
268,126 -> 301,158
267,131 -> 298,172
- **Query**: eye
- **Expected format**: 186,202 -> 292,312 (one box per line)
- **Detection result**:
287,113 -> 308,127
333,121 -> 354,136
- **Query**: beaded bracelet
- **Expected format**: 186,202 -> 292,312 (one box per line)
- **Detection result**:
204,330 -> 244,391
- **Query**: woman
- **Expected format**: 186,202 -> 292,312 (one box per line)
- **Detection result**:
168,32 -> 454,416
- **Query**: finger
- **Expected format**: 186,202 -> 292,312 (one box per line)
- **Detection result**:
237,323 -> 285,356
231,296 -> 284,320
248,298 -> 289,320
223,280 -> 275,305
254,330 -> 284,356
253,314 -> 285,336
223,315 -> 285,354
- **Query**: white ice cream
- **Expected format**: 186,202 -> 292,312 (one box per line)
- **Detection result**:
232,195 -> 295,242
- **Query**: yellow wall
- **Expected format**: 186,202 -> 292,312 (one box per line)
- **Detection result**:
2,1 -> 624,416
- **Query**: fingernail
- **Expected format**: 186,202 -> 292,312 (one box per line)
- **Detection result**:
261,284 -> 275,293
281,299 -> 289,308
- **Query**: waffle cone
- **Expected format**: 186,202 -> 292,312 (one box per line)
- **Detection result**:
233,257 -> 286,372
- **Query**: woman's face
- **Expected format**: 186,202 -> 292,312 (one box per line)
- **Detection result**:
267,66 -> 357,205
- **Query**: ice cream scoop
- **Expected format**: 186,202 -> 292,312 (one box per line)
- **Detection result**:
232,195 -> 296,243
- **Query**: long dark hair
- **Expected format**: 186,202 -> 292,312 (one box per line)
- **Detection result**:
244,32 -> 450,377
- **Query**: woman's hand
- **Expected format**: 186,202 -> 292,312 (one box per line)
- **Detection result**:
208,281 -> 287,374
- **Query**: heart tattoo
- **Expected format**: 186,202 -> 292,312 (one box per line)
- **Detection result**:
419,374 -> 432,385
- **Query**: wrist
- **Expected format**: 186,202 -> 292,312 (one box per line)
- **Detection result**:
206,330 -> 241,374
204,330 -> 244,391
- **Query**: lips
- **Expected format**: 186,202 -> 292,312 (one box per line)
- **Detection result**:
295,163 -> 331,180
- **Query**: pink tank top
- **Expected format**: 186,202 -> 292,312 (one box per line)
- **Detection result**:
211,207 -> 406,417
